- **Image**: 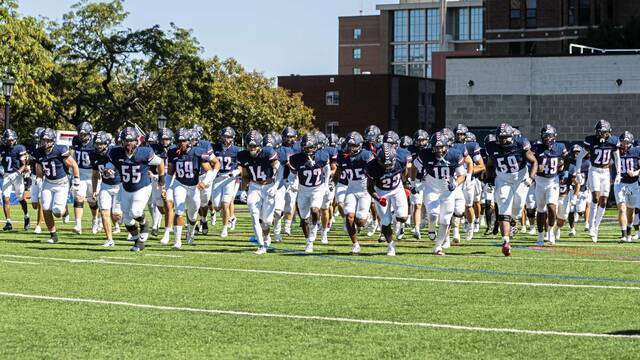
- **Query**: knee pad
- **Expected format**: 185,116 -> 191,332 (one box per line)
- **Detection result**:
73,201 -> 84,209
395,217 -> 408,224
453,212 -> 464,218
125,224 -> 138,233
134,216 -> 145,223
497,215 -> 511,222
89,203 -> 99,210
52,209 -> 64,218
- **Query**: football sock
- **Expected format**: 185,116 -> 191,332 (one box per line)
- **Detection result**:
594,206 -> 606,230
174,225 -> 183,243
588,202 -> 597,230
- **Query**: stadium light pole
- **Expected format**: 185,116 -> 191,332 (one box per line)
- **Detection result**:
2,78 -> 15,130
157,114 -> 167,129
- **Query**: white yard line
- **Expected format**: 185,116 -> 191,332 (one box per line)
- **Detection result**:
0,253 -> 638,291
1,260 -> 39,265
0,291 -> 637,339
145,254 -> 182,258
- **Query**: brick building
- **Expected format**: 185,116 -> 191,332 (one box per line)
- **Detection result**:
278,74 -> 444,136
484,0 -> 640,56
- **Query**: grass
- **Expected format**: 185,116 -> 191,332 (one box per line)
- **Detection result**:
1,205 -> 640,359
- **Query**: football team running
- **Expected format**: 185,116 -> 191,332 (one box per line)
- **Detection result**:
1,119 -> 637,256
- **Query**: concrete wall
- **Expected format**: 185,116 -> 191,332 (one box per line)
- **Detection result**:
446,55 -> 640,141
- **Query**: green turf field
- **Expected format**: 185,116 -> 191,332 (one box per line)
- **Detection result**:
1,205 -> 640,359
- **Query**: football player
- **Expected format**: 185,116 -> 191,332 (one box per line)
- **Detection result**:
167,128 -> 218,248
91,131 -> 122,247
315,132 -> 338,245
337,131 -> 374,254
454,124 -> 485,240
485,123 -> 538,256
211,126 -> 241,238
27,127 -> 46,233
366,143 -> 409,256
279,126 -> 300,236
144,131 -> 164,238
408,129 -> 429,239
33,128 -> 81,244
567,144 -> 590,236
380,130 -> 413,240
109,127 -> 165,252
150,128 -> 175,244
238,130 -> 280,255
289,133 -> 332,253
614,131 -> 640,242
1,129 -> 29,231
575,120 -> 621,242
553,162 -> 580,241
414,132 -> 466,255
71,121 -> 99,234
531,125 -> 568,246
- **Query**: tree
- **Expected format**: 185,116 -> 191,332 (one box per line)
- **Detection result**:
0,0 -> 58,139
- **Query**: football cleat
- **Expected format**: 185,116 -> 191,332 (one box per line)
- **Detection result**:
102,239 -> 115,247
201,220 -> 209,235
3,222 -> 12,231
568,228 -> 576,236
386,241 -> 396,256
254,246 -> 267,255
351,243 -> 361,254
427,231 -> 436,241
378,233 -> 386,243
435,250 -> 445,256
274,233 -> 282,243
501,242 -> 512,257
172,241 -> 182,249
91,219 -> 99,234
304,242 -> 314,254
229,217 -> 237,231
113,224 -> 121,233
160,233 -> 170,245
151,227 -> 159,237
412,228 -> 421,240
72,224 -> 82,234
47,233 -> 59,244
24,217 -> 30,231
220,226 -> 229,238
34,225 -> 42,234
130,241 -> 145,252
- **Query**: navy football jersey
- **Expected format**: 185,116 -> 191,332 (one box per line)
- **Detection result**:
321,146 -> 339,163
366,158 -> 404,191
34,145 -> 70,181
416,148 -> 465,180
289,150 -> 331,187
462,141 -> 481,159
197,139 -> 213,154
1,144 -> 27,174
558,165 -> 576,195
150,143 -> 174,175
108,146 -> 157,192
485,137 -> 532,175
26,144 -> 38,173
213,143 -> 241,174
619,146 -> 640,184
237,147 -> 278,182
340,149 -> 374,191
71,136 -> 95,170
451,142 -> 469,157
407,144 -> 426,180
570,159 -> 590,192
168,146 -> 209,187
583,135 -> 619,167
532,142 -> 567,179
91,151 -> 121,186
336,151 -> 349,186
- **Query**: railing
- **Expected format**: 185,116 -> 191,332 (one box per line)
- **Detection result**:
569,43 -> 640,55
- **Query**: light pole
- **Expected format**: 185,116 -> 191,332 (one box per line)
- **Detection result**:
157,114 -> 167,130
2,78 -> 15,130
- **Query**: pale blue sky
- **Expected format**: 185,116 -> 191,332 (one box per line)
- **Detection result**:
18,0 -> 382,78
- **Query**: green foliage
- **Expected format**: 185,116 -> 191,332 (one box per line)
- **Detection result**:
1,0 -> 314,142
0,0 -> 57,139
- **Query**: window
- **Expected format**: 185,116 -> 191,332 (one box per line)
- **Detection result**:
470,8 -> 483,40
568,0 -> 577,25
409,64 -> 425,77
325,121 -> 339,134
393,64 -> 407,76
353,28 -> 362,40
410,10 -> 426,41
353,48 -> 361,59
325,91 -> 340,106
427,9 -> 440,41
409,44 -> 425,62
459,8 -> 470,40
526,0 -> 537,28
394,10 -> 409,42
578,0 -> 590,26
393,45 -> 408,62
427,44 -> 439,62
353,67 -> 361,75
426,64 -> 432,78
510,0 -> 522,28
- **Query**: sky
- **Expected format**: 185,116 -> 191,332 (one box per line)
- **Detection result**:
18,0 -> 383,79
